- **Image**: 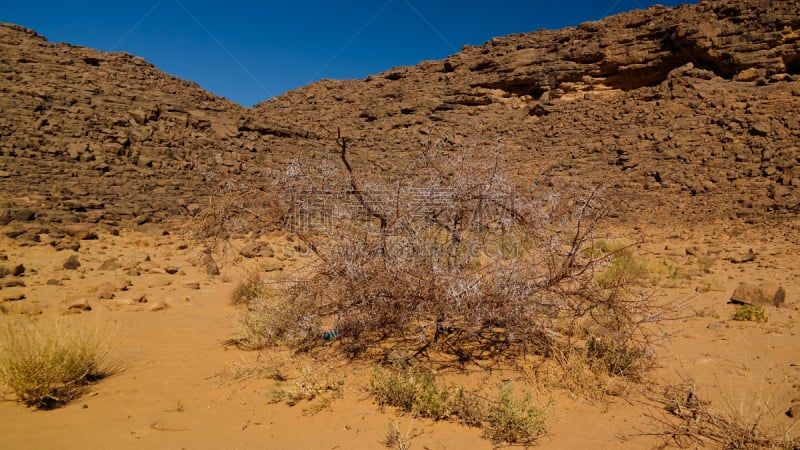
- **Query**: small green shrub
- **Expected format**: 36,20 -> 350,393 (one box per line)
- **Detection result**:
487,383 -> 546,445
584,239 -> 619,258
371,365 -> 450,419
450,386 -> 486,427
586,336 -> 648,378
370,364 -> 493,425
732,304 -> 768,323
657,259 -> 686,288
372,366 -> 548,445
590,240 -> 683,288
410,369 -> 451,420
0,319 -> 110,409
371,365 -> 420,413
598,251 -> 650,287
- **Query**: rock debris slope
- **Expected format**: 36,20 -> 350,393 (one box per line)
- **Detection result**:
1,0 -> 799,233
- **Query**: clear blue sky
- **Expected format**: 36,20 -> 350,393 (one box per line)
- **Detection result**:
2,0 -> 695,107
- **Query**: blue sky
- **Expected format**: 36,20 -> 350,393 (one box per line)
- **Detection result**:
3,1 -> 695,106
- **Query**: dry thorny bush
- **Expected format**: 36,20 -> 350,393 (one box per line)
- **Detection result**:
195,135 -> 677,376
644,382 -> 799,449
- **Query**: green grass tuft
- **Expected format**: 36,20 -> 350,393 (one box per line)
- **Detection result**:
486,382 -> 547,445
732,304 -> 768,323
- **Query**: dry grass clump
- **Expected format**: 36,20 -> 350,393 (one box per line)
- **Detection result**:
231,272 -> 266,305
649,383 -> 798,449
589,239 -> 684,289
586,336 -> 650,379
234,282 -> 319,350
269,365 -> 342,408
382,420 -> 419,450
0,318 -> 111,409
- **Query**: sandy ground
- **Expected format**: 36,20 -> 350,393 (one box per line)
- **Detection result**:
0,220 -> 798,449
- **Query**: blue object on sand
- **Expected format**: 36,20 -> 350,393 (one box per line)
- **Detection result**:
321,330 -> 339,341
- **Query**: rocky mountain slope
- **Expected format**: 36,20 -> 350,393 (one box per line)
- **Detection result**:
255,0 -> 800,226
1,0 -> 799,235
0,23 -> 311,230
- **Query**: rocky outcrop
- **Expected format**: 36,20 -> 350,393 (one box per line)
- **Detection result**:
254,0 -> 800,225
464,0 -> 800,96
0,0 -> 799,233
0,23 -> 309,228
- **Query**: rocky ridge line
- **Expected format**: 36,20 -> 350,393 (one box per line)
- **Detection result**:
0,0 -> 799,236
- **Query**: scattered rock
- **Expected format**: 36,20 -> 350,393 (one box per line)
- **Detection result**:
11,302 -> 42,316
1,289 -> 26,302
201,252 -> 220,276
13,209 -> 36,222
0,209 -> 12,226
94,282 -> 117,299
63,254 -> 81,270
787,404 -> 800,419
53,241 -> 81,252
67,298 -> 92,312
164,266 -> 180,275
11,264 -> 25,276
4,279 -> 25,288
729,249 -> 756,263
685,246 -> 702,256
99,259 -> 122,271
148,300 -> 169,312
184,281 -> 201,290
109,278 -> 132,291
5,229 -> 26,239
240,242 -> 274,258
261,260 -> 285,273
65,225 -> 99,240
147,277 -> 172,288
749,120 -> 771,136
729,282 -> 786,307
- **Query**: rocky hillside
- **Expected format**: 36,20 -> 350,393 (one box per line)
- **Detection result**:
0,23 -> 311,230
255,0 -> 800,225
1,0 -> 799,235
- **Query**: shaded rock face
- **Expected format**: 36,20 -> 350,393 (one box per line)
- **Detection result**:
1,0 -> 799,232
465,0 -> 800,96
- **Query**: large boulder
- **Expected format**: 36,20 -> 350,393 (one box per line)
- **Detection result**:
729,282 -> 786,307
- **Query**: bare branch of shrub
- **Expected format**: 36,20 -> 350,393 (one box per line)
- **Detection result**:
641,382 -> 799,449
